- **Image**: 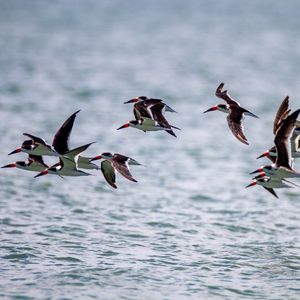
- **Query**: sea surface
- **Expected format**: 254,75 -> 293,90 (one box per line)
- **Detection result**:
1,1 -> 300,299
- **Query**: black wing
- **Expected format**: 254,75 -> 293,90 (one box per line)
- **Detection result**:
263,187 -> 279,198
133,102 -> 152,120
28,154 -> 48,167
112,154 -> 137,183
273,96 -> 290,135
226,107 -> 249,145
215,82 -> 239,106
274,109 -> 300,169
101,160 -> 117,189
23,133 -> 47,146
150,103 -> 177,137
52,110 -> 80,154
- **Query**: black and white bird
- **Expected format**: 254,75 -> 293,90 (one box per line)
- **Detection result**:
34,143 -> 94,178
119,101 -> 180,137
248,109 -> 300,197
246,172 -> 293,198
204,82 -> 258,145
51,110 -> 100,170
8,134 -> 59,157
90,153 -> 140,188
9,111 -> 99,170
2,154 -> 49,173
256,96 -> 300,161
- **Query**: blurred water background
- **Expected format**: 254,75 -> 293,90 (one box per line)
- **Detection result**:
1,0 -> 300,299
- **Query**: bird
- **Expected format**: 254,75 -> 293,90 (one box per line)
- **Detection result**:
9,111 -> 99,170
90,152 -> 139,189
34,143 -> 94,178
51,110 -> 100,170
2,154 -> 49,172
124,96 -> 177,113
246,173 -> 292,198
119,101 -> 180,137
203,82 -> 258,145
256,96 -> 300,161
8,134 -> 59,157
249,109 -> 300,197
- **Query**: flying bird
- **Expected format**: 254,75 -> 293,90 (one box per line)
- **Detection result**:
248,109 -> 300,197
204,82 -> 258,145
34,143 -> 94,178
120,97 -> 180,137
8,134 -> 59,157
90,153 -> 139,189
2,154 -> 49,173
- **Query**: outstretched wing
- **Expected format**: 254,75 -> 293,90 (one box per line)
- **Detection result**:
101,160 -> 117,189
263,187 -> 279,198
274,109 -> 300,169
133,102 -> 152,120
28,154 -> 48,168
149,103 -> 177,137
52,110 -> 80,154
215,82 -> 239,106
226,108 -> 249,145
273,96 -> 290,135
23,133 -> 48,146
112,154 -> 137,183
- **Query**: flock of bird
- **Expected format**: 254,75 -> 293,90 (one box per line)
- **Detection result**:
2,95 -> 180,189
2,82 -> 300,197
203,83 -> 300,198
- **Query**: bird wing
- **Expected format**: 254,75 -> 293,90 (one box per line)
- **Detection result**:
263,187 -> 279,198
215,82 -> 240,106
274,109 -> 300,169
63,142 -> 94,169
226,108 -> 249,145
273,96 -> 290,135
101,160 -> 117,189
52,110 -> 80,154
150,103 -> 177,137
133,102 -> 152,120
23,133 -> 48,146
112,154 -> 137,183
28,154 -> 48,167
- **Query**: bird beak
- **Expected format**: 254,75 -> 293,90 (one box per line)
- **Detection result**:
256,151 -> 269,159
252,172 -> 266,180
8,147 -> 21,155
123,98 -> 138,104
34,170 -> 48,178
90,155 -> 102,162
249,168 -> 262,175
1,163 -> 16,168
203,106 -> 217,113
245,181 -> 257,188
117,123 -> 130,130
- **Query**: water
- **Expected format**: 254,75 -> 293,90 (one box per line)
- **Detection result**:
1,1 -> 300,299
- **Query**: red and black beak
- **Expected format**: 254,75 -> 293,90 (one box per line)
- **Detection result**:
8,147 -> 21,155
203,106 -> 217,113
256,151 -> 269,159
123,98 -> 138,104
252,172 -> 266,180
34,170 -> 48,178
117,123 -> 130,130
90,155 -> 102,162
1,163 -> 16,168
249,167 -> 263,175
245,181 -> 257,188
